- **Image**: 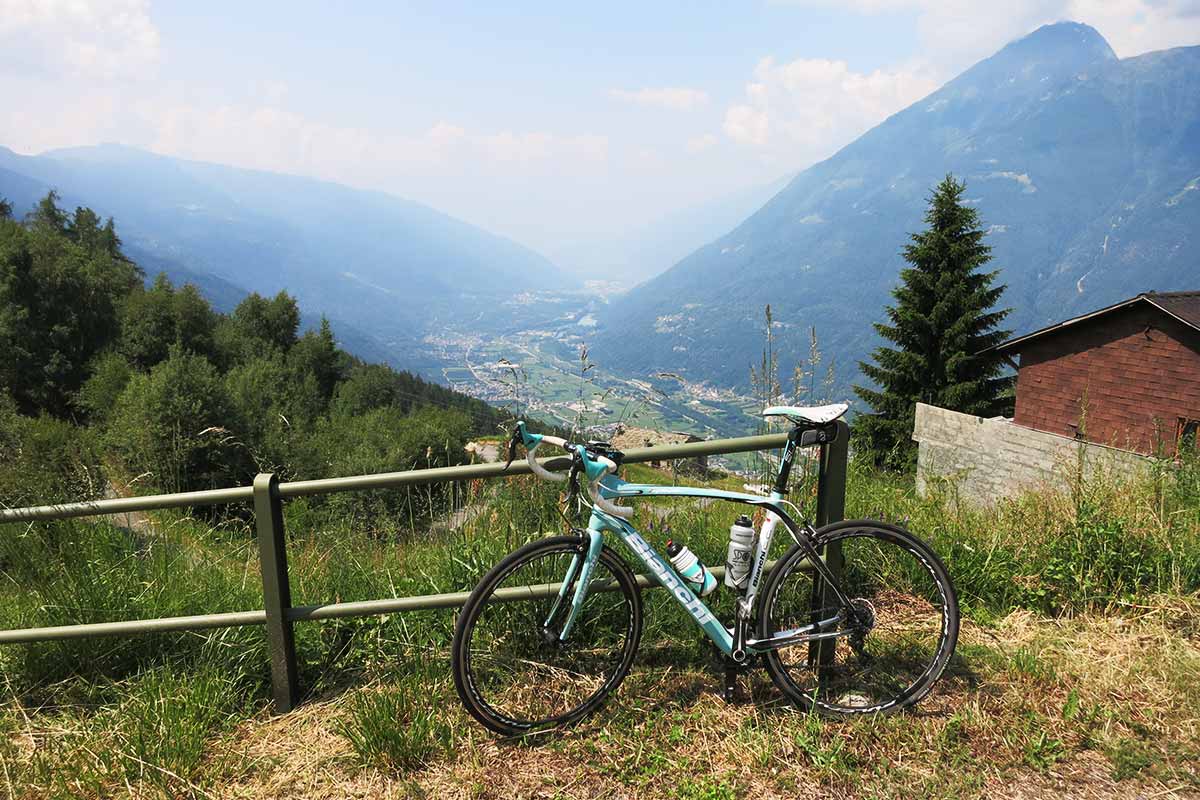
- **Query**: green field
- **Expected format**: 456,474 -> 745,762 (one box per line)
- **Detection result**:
2,450 -> 1198,798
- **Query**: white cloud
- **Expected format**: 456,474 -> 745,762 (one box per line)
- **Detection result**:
479,131 -> 555,163
1065,0 -> 1200,57
685,133 -> 719,154
571,134 -> 611,163
427,121 -> 466,145
0,0 -> 160,79
724,0 -> 1200,172
722,56 -> 938,160
781,0 -> 1200,68
144,103 -> 608,181
608,86 -> 710,111
723,105 -> 770,146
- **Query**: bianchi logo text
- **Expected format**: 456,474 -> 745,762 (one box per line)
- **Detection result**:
625,531 -> 715,625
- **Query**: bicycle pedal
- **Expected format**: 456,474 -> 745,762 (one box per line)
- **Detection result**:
722,664 -> 739,703
720,655 -> 755,704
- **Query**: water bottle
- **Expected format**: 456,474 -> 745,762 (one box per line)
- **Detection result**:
666,539 -> 718,597
725,515 -> 756,590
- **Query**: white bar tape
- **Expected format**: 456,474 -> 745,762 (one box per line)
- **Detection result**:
527,448 -> 566,481
589,480 -> 633,518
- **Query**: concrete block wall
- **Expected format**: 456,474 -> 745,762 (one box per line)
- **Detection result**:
912,403 -> 1155,505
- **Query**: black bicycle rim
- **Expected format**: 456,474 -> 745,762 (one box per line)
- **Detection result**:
452,536 -> 643,734
759,520 -> 959,715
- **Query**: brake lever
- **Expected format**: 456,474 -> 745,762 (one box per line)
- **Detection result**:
503,427 -> 520,470
565,458 -> 582,504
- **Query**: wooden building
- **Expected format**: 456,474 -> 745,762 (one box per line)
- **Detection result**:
992,291 -> 1200,456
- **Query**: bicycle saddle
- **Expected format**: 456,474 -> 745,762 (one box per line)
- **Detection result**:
762,402 -> 849,424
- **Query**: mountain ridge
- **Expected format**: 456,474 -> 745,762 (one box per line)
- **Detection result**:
0,142 -> 573,372
591,23 -> 1200,393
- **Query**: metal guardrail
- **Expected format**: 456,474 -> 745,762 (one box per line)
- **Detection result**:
0,424 -> 849,712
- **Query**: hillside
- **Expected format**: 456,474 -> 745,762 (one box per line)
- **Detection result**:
592,22 -> 1200,392
0,144 -> 572,373
0,193 -> 514,515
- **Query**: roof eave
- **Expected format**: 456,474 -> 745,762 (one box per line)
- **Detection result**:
986,295 -> 1150,355
1142,297 -> 1200,335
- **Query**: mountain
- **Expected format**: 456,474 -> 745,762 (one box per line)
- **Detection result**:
591,22 -> 1200,395
549,172 -> 793,287
0,144 -> 571,371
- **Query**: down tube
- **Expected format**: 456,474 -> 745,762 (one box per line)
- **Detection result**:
608,515 -> 734,655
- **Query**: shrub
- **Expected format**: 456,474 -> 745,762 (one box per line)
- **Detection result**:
0,395 -> 106,509
106,347 -> 252,493
306,405 -> 472,534
75,351 -> 133,423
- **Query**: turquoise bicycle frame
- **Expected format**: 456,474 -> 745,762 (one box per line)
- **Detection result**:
553,473 -> 843,657
511,419 -> 849,658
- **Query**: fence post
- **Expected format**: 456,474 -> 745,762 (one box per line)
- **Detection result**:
253,472 -> 299,712
812,419 -> 850,670
815,419 -> 849,527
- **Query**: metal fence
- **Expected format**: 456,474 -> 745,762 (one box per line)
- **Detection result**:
0,422 -> 849,712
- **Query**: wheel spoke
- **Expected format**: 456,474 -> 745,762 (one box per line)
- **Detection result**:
761,525 -> 958,715
454,538 -> 640,734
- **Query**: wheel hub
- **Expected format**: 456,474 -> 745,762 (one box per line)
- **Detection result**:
847,598 -> 876,654
849,597 -> 876,632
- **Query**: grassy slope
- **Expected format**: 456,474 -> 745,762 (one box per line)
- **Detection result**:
1,453 -> 1197,798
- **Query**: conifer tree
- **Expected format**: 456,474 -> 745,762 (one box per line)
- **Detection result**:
853,175 -> 1013,469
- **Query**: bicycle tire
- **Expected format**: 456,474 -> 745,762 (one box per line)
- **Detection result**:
452,534 -> 643,735
758,519 -> 959,715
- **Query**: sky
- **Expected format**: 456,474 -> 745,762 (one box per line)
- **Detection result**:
3,0 -> 1200,270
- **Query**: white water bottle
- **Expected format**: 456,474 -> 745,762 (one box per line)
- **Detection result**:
725,515 -> 756,590
666,540 -> 718,597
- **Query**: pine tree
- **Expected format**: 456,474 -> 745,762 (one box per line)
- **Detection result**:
29,191 -> 68,232
853,175 -> 1013,469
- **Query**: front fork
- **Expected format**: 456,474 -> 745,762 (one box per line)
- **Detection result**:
544,526 -> 604,642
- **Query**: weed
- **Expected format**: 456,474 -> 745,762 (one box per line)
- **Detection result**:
792,713 -> 854,777
1023,727 -> 1067,771
677,775 -> 739,800
1105,737 -> 1159,781
1009,646 -> 1056,682
109,660 -> 247,793
336,671 -> 455,772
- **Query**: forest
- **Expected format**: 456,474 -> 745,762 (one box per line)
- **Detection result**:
0,192 -> 512,528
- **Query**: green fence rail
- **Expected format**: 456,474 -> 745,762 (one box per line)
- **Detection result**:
0,424 -> 848,712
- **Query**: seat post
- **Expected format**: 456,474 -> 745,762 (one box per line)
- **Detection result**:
771,426 -> 802,496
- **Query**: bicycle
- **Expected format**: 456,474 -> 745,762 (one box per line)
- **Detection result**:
451,403 -> 959,735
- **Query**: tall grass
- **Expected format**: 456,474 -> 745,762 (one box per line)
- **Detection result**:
4,448 -> 1196,692
0,442 -> 1196,790
845,449 -> 1200,617
3,653 -> 252,798
335,661 -> 456,771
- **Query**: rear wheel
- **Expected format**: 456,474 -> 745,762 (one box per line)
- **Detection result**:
758,520 -> 958,715
452,535 -> 643,735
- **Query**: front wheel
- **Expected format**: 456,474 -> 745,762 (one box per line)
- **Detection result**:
758,520 -> 959,715
452,535 -> 643,735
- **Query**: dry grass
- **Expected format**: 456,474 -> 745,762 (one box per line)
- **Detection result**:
32,594 -> 1181,800
3,460 -> 1196,799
